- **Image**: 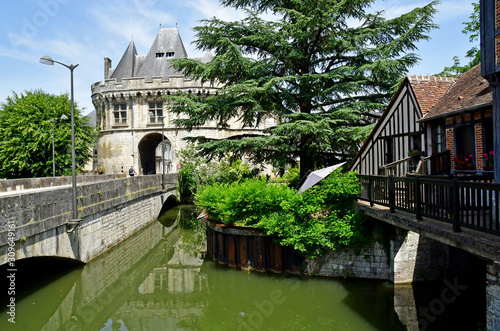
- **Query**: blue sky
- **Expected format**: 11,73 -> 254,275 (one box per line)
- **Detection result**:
0,0 -> 476,115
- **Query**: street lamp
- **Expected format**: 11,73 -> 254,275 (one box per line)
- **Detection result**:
52,114 -> 68,177
149,112 -> 166,190
40,55 -> 79,221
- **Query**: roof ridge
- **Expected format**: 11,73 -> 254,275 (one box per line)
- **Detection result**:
407,75 -> 457,83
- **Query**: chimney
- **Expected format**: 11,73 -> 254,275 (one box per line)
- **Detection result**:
104,57 -> 112,80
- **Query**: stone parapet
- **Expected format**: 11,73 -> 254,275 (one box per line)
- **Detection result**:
91,76 -> 219,98
0,174 -> 126,193
0,174 -> 176,246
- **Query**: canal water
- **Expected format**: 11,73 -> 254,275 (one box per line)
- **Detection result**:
1,205 -> 485,330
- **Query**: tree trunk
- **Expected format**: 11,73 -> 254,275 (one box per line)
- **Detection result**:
299,134 -> 314,181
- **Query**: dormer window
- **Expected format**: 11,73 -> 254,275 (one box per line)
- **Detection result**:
155,52 -> 174,58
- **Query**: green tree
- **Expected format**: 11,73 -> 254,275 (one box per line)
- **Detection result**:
0,89 -> 97,178
168,0 -> 438,179
177,143 -> 256,201
437,2 -> 480,77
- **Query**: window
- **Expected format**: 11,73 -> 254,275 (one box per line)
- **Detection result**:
385,138 -> 393,164
166,52 -> 174,57
155,53 -> 164,58
484,120 -> 494,155
409,134 -> 421,152
433,124 -> 445,153
113,104 -> 127,125
149,102 -> 163,123
455,125 -> 474,161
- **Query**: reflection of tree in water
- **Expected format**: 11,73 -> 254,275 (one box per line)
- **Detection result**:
175,210 -> 206,260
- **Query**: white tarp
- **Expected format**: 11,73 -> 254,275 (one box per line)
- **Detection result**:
298,162 -> 346,193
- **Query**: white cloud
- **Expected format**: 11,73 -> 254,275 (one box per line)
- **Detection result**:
185,0 -> 245,22
370,0 -> 473,21
87,0 -> 175,50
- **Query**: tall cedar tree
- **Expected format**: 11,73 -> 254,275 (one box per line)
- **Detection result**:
0,90 -> 97,178
168,0 -> 438,179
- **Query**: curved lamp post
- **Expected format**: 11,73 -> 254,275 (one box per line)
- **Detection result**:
40,55 -> 79,221
148,112 -> 166,190
51,114 -> 68,177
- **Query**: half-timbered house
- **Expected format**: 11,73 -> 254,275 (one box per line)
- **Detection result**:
350,64 -> 494,177
420,64 -> 493,174
349,75 -> 456,176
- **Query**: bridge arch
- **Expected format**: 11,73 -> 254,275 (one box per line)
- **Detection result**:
138,133 -> 172,175
159,194 -> 179,214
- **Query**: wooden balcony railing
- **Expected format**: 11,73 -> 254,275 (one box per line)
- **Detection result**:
378,157 -> 411,177
379,151 -> 451,177
357,174 -> 499,235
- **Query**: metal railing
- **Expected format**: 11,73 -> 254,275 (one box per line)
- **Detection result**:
357,174 -> 500,235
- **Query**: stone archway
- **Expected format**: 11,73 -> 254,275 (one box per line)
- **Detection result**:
138,133 -> 171,175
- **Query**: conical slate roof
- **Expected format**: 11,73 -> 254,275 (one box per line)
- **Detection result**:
109,28 -> 191,81
110,41 -> 138,81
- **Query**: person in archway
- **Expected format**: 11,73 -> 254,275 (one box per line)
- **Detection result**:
129,166 -> 137,177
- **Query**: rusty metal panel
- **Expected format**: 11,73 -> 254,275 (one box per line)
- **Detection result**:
205,221 -> 303,274
227,234 -> 235,267
239,236 -> 247,268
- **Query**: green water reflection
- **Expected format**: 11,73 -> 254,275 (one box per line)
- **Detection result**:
1,205 -> 410,330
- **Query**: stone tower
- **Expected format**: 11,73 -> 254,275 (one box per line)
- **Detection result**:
91,28 -> 274,175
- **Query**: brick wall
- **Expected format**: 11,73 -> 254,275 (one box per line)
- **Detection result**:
475,123 -> 484,169
446,128 -> 455,168
444,110 -> 492,171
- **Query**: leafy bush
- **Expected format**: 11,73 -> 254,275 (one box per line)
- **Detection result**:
258,170 -> 366,257
196,169 -> 367,257
196,178 -> 296,226
282,166 -> 301,188
194,182 -> 230,222
177,144 -> 257,201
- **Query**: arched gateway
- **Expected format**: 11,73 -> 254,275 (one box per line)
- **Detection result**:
138,133 -> 172,175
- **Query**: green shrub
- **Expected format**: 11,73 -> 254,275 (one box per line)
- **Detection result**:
282,166 -> 301,188
258,170 -> 366,257
177,144 -> 258,201
225,178 -> 296,226
196,178 -> 295,226
196,169 -> 367,257
195,182 -> 230,222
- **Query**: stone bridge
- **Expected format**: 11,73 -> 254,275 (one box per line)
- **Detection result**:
0,174 -> 178,265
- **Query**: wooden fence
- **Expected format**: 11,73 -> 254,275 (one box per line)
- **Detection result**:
357,174 -> 500,235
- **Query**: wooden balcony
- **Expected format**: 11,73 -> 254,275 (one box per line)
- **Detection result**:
357,174 -> 499,236
378,151 -> 451,177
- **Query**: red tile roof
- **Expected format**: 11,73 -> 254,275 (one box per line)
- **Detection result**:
423,64 -> 492,120
407,75 -> 457,116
